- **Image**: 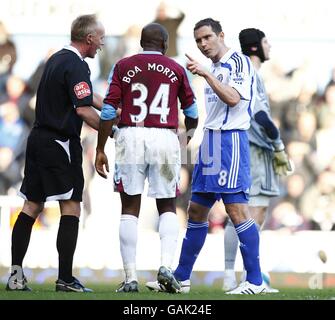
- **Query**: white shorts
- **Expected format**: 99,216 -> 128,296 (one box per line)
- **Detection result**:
114,127 -> 181,199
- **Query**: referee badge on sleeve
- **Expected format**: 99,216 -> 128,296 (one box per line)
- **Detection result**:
74,81 -> 91,99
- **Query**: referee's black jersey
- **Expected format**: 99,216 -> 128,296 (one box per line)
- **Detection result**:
34,48 -> 93,138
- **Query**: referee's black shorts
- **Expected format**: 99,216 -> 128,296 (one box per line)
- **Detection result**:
19,128 -> 84,202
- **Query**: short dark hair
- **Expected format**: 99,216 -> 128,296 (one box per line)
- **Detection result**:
194,18 -> 222,35
140,23 -> 168,50
71,14 -> 98,42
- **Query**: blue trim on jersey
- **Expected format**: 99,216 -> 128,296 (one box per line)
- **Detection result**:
101,103 -> 117,120
222,107 -> 229,126
232,53 -> 243,73
221,62 -> 232,71
239,54 -> 244,73
235,53 -> 242,73
220,56 -> 243,127
245,55 -> 251,75
231,55 -> 239,73
231,54 -> 238,72
183,102 -> 198,119
247,75 -> 254,118
238,55 -> 244,73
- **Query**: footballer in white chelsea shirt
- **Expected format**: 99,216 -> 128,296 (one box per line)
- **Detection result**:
204,48 -> 256,131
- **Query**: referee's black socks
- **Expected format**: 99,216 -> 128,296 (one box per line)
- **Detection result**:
11,212 -> 35,269
56,215 -> 79,283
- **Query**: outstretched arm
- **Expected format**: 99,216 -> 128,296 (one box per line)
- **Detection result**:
92,92 -> 104,111
76,106 -> 100,130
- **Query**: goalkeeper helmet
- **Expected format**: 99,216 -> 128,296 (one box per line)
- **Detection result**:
239,28 -> 266,62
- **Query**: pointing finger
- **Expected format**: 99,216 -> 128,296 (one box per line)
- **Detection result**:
185,53 -> 195,62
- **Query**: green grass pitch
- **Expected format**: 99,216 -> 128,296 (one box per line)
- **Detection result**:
1,283 -> 334,300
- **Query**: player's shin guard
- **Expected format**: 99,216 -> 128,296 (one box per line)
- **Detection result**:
235,219 -> 262,285
174,220 -> 208,281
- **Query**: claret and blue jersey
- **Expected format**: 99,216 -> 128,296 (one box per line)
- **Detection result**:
103,51 -> 196,130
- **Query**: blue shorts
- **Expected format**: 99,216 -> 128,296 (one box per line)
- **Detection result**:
191,191 -> 249,208
192,129 -> 251,194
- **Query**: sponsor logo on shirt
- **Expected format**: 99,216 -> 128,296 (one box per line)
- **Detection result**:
216,74 -> 223,82
232,72 -> 245,84
74,81 -> 91,99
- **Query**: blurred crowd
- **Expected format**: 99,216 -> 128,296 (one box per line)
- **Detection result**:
1,2 -> 335,233
261,65 -> 335,232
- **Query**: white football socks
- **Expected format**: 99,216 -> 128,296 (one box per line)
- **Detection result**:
119,214 -> 138,283
159,211 -> 179,269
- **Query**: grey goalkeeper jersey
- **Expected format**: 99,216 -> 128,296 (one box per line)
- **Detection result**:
248,72 -> 274,150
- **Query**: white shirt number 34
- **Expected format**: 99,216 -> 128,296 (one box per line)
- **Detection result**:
130,82 -> 170,124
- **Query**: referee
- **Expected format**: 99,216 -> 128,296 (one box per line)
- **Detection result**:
6,14 -> 105,292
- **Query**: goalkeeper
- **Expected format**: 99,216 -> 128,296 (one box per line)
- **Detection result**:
223,28 -> 291,292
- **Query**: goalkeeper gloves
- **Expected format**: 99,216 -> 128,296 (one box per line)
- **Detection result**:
273,149 -> 292,176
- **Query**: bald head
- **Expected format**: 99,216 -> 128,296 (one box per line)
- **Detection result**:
140,23 -> 168,54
